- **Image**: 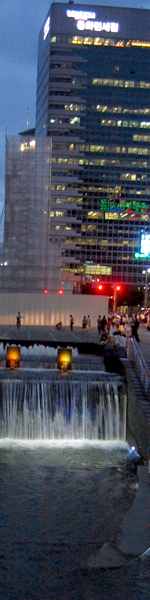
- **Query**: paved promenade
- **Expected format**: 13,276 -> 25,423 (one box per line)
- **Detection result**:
0,324 -> 101,345
116,466 -> 150,558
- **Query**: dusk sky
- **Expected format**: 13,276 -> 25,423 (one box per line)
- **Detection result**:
0,0 -> 150,240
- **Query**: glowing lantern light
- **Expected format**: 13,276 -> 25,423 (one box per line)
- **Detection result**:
57,348 -> 72,371
6,346 -> 20,368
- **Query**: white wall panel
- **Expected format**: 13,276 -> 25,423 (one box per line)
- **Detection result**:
0,294 -> 108,327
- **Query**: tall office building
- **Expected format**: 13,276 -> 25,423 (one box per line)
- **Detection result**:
36,2 -> 150,294
2,135 -> 61,291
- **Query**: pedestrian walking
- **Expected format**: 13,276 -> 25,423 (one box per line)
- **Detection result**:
100,315 -> 107,332
97,315 -> 101,334
16,311 -> 24,328
82,316 -> 87,330
131,317 -> 140,342
70,315 -> 74,331
86,315 -> 91,330
107,318 -> 111,335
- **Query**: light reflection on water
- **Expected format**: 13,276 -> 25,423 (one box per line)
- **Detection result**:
0,441 -> 138,599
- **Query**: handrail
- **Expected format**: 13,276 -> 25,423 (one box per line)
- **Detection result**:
127,336 -> 150,401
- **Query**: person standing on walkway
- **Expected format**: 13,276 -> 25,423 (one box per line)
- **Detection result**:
70,315 -> 74,331
86,315 -> 91,331
100,315 -> 107,332
82,316 -> 87,330
97,315 -> 101,334
16,311 -> 24,328
131,317 -> 140,342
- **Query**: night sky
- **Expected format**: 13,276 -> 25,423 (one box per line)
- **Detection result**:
0,0 -> 150,240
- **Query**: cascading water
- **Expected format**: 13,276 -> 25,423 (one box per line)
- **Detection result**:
0,369 -> 127,441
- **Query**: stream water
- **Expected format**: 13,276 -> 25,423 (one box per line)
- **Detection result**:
0,441 -> 138,600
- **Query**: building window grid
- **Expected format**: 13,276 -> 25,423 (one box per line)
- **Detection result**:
37,33 -> 150,286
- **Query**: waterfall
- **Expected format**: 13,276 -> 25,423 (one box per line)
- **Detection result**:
0,370 -> 126,441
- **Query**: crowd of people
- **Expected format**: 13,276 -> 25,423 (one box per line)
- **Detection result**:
80,312 -> 129,348
96,314 -> 127,347
64,311 -> 142,345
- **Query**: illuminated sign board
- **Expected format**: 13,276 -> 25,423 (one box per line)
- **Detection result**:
66,9 -> 119,34
135,232 -> 150,259
141,233 -> 150,256
43,16 -> 50,40
67,10 -> 96,20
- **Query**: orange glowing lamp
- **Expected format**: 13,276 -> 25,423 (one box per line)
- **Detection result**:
98,284 -> 103,291
57,348 -> 72,371
6,346 -> 20,368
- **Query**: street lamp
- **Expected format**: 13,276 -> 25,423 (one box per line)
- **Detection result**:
112,285 -> 121,313
142,269 -> 150,309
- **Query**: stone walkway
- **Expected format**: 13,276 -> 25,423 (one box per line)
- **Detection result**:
116,466 -> 150,557
86,466 -> 150,569
0,324 -> 101,345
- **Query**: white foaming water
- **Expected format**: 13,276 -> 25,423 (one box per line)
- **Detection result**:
0,438 -> 129,449
20,344 -> 79,357
0,375 -> 127,442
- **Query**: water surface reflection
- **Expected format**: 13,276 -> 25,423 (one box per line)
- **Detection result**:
0,441 -> 137,599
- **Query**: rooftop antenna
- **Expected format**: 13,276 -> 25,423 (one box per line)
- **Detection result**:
26,107 -> 29,131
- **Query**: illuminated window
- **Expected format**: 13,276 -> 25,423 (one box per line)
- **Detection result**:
20,140 -> 36,152
140,121 -> 150,129
105,213 -> 119,220
85,264 -> 111,275
70,117 -> 80,125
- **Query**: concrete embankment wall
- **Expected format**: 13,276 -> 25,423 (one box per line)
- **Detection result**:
121,360 -> 150,459
0,293 -> 108,327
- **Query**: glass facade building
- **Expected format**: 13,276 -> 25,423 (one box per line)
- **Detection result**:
36,2 -> 150,292
3,135 -> 56,291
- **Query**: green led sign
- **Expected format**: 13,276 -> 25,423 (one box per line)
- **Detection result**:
99,199 -> 148,212
135,252 -> 150,259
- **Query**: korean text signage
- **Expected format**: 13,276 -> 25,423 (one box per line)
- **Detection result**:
66,9 -> 119,33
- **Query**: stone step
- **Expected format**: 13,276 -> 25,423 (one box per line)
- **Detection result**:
123,360 -> 150,429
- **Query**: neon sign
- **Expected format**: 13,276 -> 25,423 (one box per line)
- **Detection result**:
67,10 -> 96,20
66,9 -> 119,34
141,233 -> 150,256
43,16 -> 50,40
135,232 -> 150,259
77,21 -> 119,33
